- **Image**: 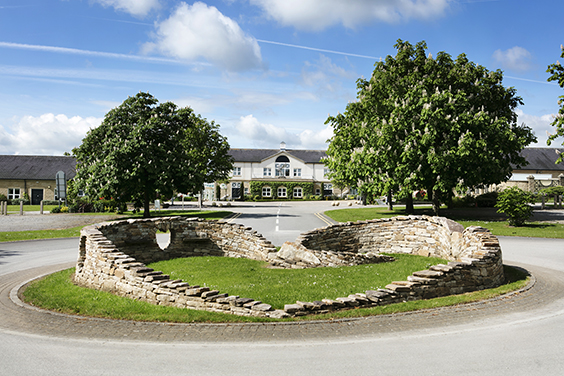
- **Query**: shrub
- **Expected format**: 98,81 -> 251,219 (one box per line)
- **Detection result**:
42,200 -> 60,205
475,192 -> 498,207
51,207 -> 61,213
0,193 -> 7,201
9,198 -> 30,205
495,187 -> 535,226
60,206 -> 69,213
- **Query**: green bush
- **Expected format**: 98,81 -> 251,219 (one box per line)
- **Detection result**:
0,193 -> 7,202
50,207 -> 61,213
9,198 -> 30,205
541,186 -> 564,196
42,200 -> 60,205
475,192 -> 498,207
495,187 -> 535,226
60,206 -> 69,213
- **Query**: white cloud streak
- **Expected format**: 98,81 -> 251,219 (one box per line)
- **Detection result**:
236,115 -> 332,149
256,39 -> 381,60
250,0 -> 452,31
92,0 -> 161,17
493,46 -> 534,72
142,2 -> 263,71
0,114 -> 101,155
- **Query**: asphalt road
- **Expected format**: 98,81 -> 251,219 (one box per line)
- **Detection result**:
1,203 -> 564,375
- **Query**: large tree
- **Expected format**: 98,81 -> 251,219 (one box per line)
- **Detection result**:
547,44 -> 564,163
325,40 -> 536,215
73,92 -> 233,217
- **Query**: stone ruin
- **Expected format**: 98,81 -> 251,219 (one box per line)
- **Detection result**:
74,215 -> 504,318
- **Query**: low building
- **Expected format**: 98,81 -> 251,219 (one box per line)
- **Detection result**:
499,147 -> 564,192
213,142 -> 343,200
0,155 -> 76,204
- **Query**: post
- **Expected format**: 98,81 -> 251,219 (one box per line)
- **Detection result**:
20,201 -> 23,215
527,175 -> 535,193
541,194 -> 545,210
1,201 -> 5,215
40,200 -> 44,214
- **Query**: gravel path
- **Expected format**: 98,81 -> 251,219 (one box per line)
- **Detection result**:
0,213 -> 121,232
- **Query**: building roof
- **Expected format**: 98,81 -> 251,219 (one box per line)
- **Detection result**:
229,148 -> 327,163
0,155 -> 76,180
517,147 -> 564,172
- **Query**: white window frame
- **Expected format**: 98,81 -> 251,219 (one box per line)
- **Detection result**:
293,187 -> 303,198
275,163 -> 290,177
233,167 -> 241,176
293,168 -> 301,177
277,187 -> 287,198
263,167 -> 271,177
8,188 -> 21,200
262,186 -> 271,197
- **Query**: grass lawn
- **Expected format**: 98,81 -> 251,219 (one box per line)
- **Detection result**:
7,204 -> 58,213
148,254 -> 448,309
21,262 -> 529,323
325,206 -> 564,239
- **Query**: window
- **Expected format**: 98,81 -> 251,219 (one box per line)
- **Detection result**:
275,163 -> 290,177
262,186 -> 271,197
263,167 -> 271,177
8,188 -> 20,200
323,168 -> 330,177
293,168 -> 301,177
293,187 -> 303,198
277,187 -> 287,198
315,188 -> 321,195
244,187 -> 249,195
233,167 -> 241,176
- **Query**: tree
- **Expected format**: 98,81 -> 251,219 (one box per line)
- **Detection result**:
73,92 -> 233,217
547,44 -> 564,163
325,40 -> 536,216
495,187 -> 535,226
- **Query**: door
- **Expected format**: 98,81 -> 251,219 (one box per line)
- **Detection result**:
231,182 -> 241,199
31,189 -> 44,205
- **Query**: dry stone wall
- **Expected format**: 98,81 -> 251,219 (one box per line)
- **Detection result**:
74,215 -> 504,318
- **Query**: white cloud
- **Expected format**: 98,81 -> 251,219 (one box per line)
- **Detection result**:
0,114 -> 101,155
92,0 -> 161,17
250,0 -> 451,31
236,114 -> 332,149
301,55 -> 356,96
142,2 -> 263,71
493,46 -> 534,72
516,109 -> 557,147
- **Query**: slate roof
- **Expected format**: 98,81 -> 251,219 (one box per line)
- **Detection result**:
0,155 -> 77,180
517,147 -> 564,171
228,148 -> 327,163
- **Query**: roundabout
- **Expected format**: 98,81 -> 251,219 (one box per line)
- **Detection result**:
1,203 -> 564,375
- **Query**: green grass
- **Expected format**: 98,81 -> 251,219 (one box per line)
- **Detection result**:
325,207 -> 564,239
7,205 -> 58,212
21,262 -> 529,323
148,254 -> 448,309
0,226 -> 84,242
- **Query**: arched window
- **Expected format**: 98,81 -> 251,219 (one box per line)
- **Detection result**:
275,156 -> 290,162
293,187 -> 302,198
277,186 -> 287,198
275,156 -> 290,177
262,186 -> 271,197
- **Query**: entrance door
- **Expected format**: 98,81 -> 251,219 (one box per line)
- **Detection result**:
31,189 -> 44,205
231,182 -> 241,200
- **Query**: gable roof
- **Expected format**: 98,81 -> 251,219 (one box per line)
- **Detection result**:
229,148 -> 327,163
0,155 -> 77,180
517,147 -> 564,171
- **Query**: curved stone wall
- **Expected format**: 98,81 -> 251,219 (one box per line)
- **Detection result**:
74,215 -> 504,318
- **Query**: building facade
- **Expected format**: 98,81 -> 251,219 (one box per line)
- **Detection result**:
0,155 -> 76,204
213,143 -> 344,201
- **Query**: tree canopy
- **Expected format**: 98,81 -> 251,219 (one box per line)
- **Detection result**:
73,92 -> 233,217
325,40 -> 536,215
547,44 -> 564,163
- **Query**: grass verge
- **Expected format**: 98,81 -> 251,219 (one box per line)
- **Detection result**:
0,210 -> 231,242
21,259 -> 528,323
325,207 -> 564,239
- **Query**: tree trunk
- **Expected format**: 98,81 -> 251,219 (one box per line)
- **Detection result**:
405,193 -> 414,214
143,191 -> 151,218
387,191 -> 393,211
432,189 -> 440,216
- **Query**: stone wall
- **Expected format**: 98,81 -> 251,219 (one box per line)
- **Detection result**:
74,215 -> 504,319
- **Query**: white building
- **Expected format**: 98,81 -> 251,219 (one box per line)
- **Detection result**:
213,142 -> 341,200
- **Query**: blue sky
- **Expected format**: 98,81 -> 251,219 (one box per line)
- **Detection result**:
0,0 -> 562,155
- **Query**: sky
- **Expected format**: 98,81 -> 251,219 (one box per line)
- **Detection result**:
0,0 -> 563,155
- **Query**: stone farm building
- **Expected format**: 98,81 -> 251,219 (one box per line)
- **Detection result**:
0,155 -> 76,204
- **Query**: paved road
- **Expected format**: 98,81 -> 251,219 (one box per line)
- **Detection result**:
1,203 -> 564,375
